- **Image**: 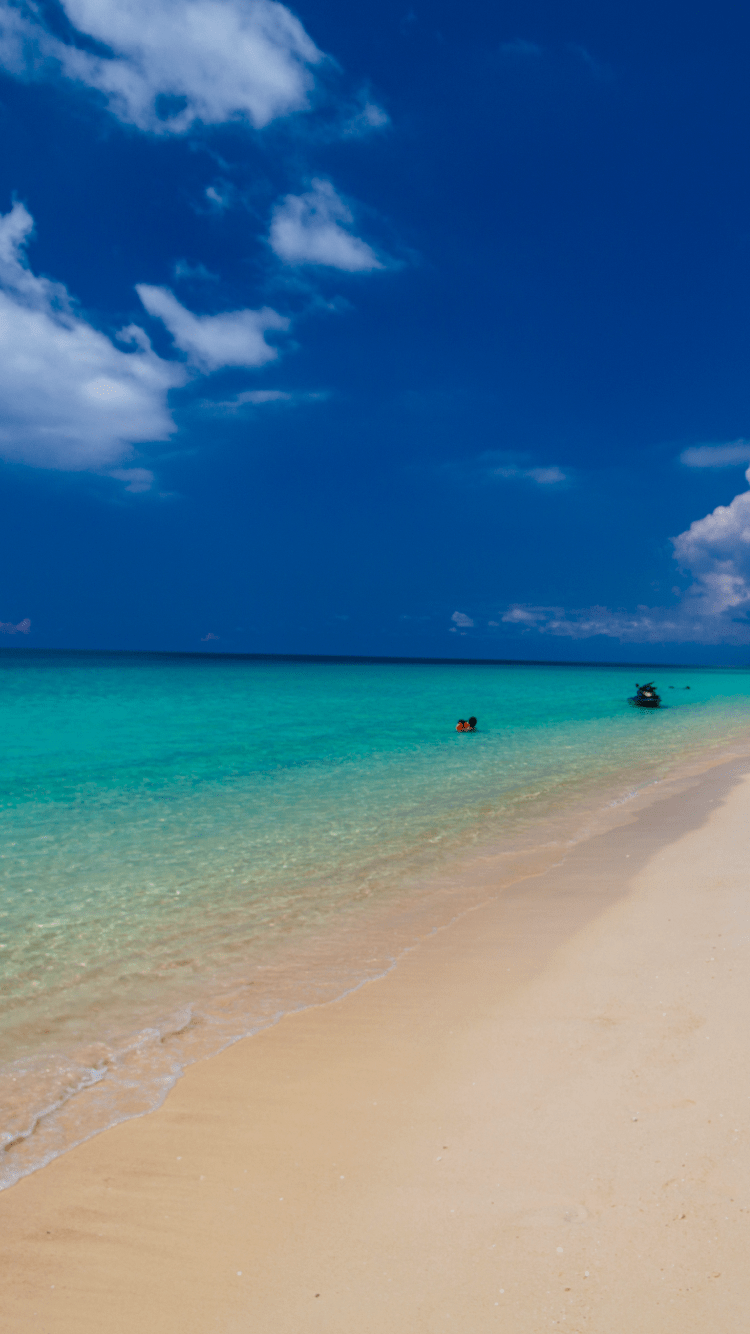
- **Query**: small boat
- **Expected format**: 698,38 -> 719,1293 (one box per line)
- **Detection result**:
628,681 -> 661,708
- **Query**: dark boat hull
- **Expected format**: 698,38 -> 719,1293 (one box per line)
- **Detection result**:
628,696 -> 661,708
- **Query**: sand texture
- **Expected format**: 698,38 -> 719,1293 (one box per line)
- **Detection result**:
2,759 -> 749,1332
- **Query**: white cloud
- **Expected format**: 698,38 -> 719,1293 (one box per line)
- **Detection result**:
492,463 -> 567,485
451,610 -> 474,628
108,467 -> 155,492
0,201 -> 185,471
0,201 -> 297,476
204,388 -> 290,411
671,472 -> 750,624
228,389 -> 291,405
502,606 -> 556,625
204,183 -> 233,211
0,617 -> 30,635
680,440 -> 750,468
201,386 -> 327,413
269,179 -> 383,271
173,259 -> 219,283
136,285 -> 289,372
0,0 -> 324,133
342,99 -> 389,137
501,467 -> 750,643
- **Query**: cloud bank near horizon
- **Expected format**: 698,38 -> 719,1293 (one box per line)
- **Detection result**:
501,466 -> 750,644
0,617 -> 30,635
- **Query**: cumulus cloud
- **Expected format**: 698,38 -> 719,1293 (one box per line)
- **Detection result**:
0,201 -> 185,471
268,179 -> 383,271
136,285 -> 289,372
680,440 -> 750,468
501,467 -> 750,643
671,472 -> 750,625
0,0 -> 324,133
0,617 -> 30,634
451,611 -> 474,628
0,201 -> 297,477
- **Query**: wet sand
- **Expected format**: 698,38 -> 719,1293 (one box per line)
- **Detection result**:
2,757 -> 749,1332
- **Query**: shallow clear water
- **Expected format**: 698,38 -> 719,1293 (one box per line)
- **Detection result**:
2,650 -> 750,1188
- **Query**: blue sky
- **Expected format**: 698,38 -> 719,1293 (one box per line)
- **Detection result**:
2,0 -> 750,661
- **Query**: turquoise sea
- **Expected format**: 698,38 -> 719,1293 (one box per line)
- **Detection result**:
3,649 -> 750,1190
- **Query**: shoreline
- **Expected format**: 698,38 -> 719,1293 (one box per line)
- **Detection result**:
2,754 -> 750,1330
4,732 -> 750,1195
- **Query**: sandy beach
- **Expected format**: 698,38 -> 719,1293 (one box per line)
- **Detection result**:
2,756 -> 749,1332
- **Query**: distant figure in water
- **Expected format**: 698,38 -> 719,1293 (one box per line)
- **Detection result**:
456,716 -> 477,732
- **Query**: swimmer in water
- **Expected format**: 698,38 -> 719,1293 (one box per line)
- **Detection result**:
456,717 -> 477,732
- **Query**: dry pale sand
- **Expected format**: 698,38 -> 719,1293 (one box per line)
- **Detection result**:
2,758 -> 750,1333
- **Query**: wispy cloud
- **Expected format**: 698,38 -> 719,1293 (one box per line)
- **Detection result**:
342,97 -> 390,137
0,617 -> 30,635
0,0 -> 324,133
566,43 -> 612,80
204,183 -> 234,212
451,610 -> 474,628
220,389 -> 291,406
680,440 -> 750,468
492,463 -> 567,485
200,387 -> 327,413
173,259 -> 219,283
136,285 -> 289,372
108,468 -> 155,493
269,179 -> 383,271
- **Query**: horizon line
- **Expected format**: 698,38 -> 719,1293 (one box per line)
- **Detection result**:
0,646 -> 743,670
